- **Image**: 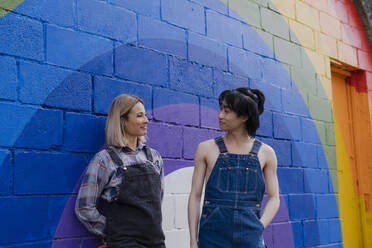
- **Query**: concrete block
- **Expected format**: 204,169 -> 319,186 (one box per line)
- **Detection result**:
78,0 -> 136,42
328,219 -> 342,243
261,58 -> 291,88
19,61 -> 91,111
175,195 -> 189,228
261,7 -> 290,40
146,123 -> 183,158
291,221 -> 304,248
271,140 -> 292,166
228,0 -> 260,27
0,196 -> 49,243
318,32 -> 338,58
94,76 -> 152,114
188,32 -> 227,70
183,127 -> 218,159
292,142 -> 318,168
80,238 -> 102,248
169,57 -> 213,97
213,70 -> 249,96
228,46 -> 262,80
200,97 -> 219,129
301,118 -> 321,145
320,12 -> 341,39
47,25 -> 113,75
274,37 -> 302,66
277,168 -> 304,193
190,0 -> 228,14
256,110 -> 273,137
51,239 -> 81,248
153,88 -> 199,126
268,0 -> 295,19
63,112 -> 106,152
288,194 -> 315,219
304,168 -> 329,193
338,41 -> 358,67
282,89 -> 310,117
164,164 -> 193,193
115,44 -> 168,86
0,13 -> 43,61
14,151 -> 87,194
303,220 -> 320,246
322,145 -> 337,170
162,0 -> 205,34
0,150 -> 12,195
357,49 -> 372,71
292,67 -> 317,95
272,222 -> 294,248
341,23 -> 363,49
273,113 -> 301,141
206,10 -> 242,47
242,25 -> 275,58
316,194 -> 339,218
295,0 -> 320,30
289,20 -> 315,49
251,81 -> 282,112
109,0 -> 160,18
138,15 -> 187,58
0,56 -> 17,101
308,95 -> 333,122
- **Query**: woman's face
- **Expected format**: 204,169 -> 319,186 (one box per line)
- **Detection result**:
123,102 -> 148,137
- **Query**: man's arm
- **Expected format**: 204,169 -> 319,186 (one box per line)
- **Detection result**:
188,142 -> 208,248
260,145 -> 280,228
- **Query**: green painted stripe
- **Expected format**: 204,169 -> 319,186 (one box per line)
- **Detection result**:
0,0 -> 25,18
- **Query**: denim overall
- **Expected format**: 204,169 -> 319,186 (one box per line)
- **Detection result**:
198,136 -> 266,248
104,146 -> 165,248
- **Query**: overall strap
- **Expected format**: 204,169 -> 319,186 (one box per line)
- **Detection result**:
144,146 -> 154,163
215,136 -> 228,153
106,146 -> 124,167
249,139 -> 262,155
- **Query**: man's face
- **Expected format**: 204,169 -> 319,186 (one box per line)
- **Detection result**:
218,101 -> 247,131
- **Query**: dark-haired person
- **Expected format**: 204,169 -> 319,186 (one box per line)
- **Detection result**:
75,94 -> 166,248
188,88 -> 279,248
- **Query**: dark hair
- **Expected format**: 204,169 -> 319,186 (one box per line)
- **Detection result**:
218,87 -> 265,137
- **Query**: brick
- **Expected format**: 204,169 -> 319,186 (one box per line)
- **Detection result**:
0,56 -> 17,101
318,32 -> 338,58
0,196 -> 49,243
295,0 -> 320,30
47,25 -> 113,75
337,41 -> 358,67
277,168 -> 304,193
256,110 -> 272,137
153,88 -> 199,126
329,219 -> 342,243
19,61 -> 91,111
228,46 -> 262,80
271,140 -> 292,166
292,142 -> 317,167
251,81 -> 282,112
169,57 -> 213,97
282,89 -> 310,117
189,0 -> 228,15
200,97 -> 219,129
213,70 -> 249,96
268,0 -> 295,19
301,118 -> 322,144
206,10 -> 242,47
94,76 -> 152,114
261,7 -> 290,40
115,44 -> 168,86
272,222 -> 294,247
188,32 -> 227,70
109,0 -> 160,18
273,113 -> 301,141
274,37 -> 302,66
183,127 -> 218,159
288,194 -> 316,219
228,0 -> 260,27
64,112 -> 106,152
308,95 -> 333,122
138,15 -> 187,58
0,13 -> 43,61
261,59 -> 291,88
14,151 -> 87,194
162,0 -> 205,34
0,150 -> 12,195
303,220 -> 321,246
304,168 -> 329,193
357,49 -> 372,71
316,194 -> 339,218
12,0 -> 74,27
289,20 -> 315,49
78,0 -> 136,42
242,25 -> 275,58
320,12 -> 341,40
146,123 -> 183,158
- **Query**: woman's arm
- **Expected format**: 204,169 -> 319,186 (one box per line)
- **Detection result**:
188,142 -> 208,248
260,145 -> 280,228
75,152 -> 111,237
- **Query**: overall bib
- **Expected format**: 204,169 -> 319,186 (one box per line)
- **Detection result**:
198,137 -> 266,248
104,147 -> 165,248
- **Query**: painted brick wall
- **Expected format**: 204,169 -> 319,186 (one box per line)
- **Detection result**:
1,0 -> 371,247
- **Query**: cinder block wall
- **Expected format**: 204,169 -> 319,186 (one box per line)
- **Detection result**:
0,0 -> 371,247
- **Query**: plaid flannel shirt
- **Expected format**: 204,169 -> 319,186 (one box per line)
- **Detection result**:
75,143 -> 164,237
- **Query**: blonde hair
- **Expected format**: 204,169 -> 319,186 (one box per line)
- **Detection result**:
105,94 -> 146,148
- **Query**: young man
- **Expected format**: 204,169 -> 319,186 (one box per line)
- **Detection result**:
188,88 -> 280,248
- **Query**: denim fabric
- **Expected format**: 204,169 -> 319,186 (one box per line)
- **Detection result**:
198,137 -> 266,248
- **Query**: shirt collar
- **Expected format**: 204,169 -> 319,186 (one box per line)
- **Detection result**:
121,141 -> 145,152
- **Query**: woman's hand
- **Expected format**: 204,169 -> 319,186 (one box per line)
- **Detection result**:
190,240 -> 198,248
98,239 -> 107,248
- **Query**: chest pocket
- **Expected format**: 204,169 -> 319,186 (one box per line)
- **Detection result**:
217,166 -> 257,193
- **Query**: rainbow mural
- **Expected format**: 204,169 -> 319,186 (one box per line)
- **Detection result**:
0,0 -> 371,247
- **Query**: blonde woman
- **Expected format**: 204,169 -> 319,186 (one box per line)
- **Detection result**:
75,94 -> 165,248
